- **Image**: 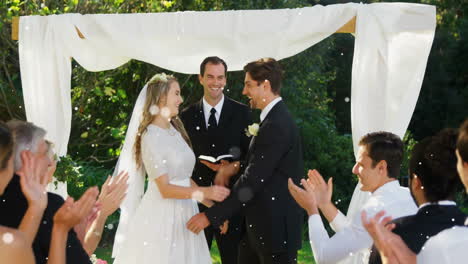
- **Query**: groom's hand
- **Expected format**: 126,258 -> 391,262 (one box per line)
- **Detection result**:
186,212 -> 210,234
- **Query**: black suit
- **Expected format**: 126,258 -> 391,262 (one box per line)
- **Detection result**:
0,175 -> 91,264
180,96 -> 252,264
368,204 -> 467,264
205,100 -> 304,264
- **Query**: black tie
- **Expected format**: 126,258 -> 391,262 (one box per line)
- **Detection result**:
208,108 -> 217,130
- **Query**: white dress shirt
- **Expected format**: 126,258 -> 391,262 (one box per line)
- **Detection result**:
202,95 -> 224,127
308,180 -> 418,264
260,97 -> 282,122
417,224 -> 468,264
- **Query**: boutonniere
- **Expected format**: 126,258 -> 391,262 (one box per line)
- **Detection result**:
245,123 -> 260,137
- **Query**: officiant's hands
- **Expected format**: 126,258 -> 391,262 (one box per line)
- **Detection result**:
200,160 -> 222,171
186,212 -> 210,234
215,161 -> 240,187
288,178 -> 319,216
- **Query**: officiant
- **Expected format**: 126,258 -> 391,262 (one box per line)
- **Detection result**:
180,56 -> 252,264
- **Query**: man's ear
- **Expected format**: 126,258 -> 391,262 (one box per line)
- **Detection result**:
377,160 -> 388,175
410,173 -> 422,191
263,79 -> 272,93
198,74 -> 203,85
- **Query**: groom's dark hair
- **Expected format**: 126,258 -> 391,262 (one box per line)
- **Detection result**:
358,131 -> 403,179
200,56 -> 227,76
243,58 -> 283,95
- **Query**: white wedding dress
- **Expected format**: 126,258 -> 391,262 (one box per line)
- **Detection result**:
113,124 -> 211,264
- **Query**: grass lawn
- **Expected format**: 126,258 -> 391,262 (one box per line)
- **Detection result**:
95,240 -> 315,264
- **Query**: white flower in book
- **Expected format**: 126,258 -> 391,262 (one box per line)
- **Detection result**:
245,123 -> 259,137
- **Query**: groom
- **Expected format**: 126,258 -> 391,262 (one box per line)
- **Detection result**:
187,58 -> 304,264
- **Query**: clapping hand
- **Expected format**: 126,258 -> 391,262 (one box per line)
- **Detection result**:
307,169 -> 333,209
287,178 -> 319,216
97,171 -> 129,217
361,210 -> 416,264
17,150 -> 49,211
74,202 -> 102,244
54,187 -> 99,231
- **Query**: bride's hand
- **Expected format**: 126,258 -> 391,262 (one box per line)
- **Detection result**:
203,186 -> 230,202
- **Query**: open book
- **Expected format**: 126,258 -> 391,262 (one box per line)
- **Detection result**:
198,154 -> 234,164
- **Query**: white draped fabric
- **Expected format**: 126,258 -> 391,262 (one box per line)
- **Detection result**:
18,2 -> 436,262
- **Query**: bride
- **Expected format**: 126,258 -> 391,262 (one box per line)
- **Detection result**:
112,73 -> 230,264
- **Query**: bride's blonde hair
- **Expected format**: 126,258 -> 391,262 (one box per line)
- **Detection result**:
134,73 -> 191,168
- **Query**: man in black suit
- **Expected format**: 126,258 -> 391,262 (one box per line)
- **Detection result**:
180,56 -> 252,264
187,58 -> 304,264
368,129 -> 467,264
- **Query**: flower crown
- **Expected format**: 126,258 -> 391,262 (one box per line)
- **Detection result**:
149,72 -> 173,83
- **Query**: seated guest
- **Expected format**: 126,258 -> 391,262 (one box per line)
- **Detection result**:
44,140 -> 129,256
368,129 -> 466,264
288,131 -> 417,264
0,121 -> 99,264
0,120 -> 35,263
0,120 -> 127,264
363,119 -> 468,264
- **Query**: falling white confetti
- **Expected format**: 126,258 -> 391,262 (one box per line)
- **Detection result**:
161,107 -> 171,118
196,126 -> 200,130
344,97 -> 350,102
107,224 -> 114,230
149,105 -> 160,115
2,233 -> 14,244
192,190 -> 204,202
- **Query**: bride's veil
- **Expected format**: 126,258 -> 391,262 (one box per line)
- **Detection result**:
111,84 -> 148,258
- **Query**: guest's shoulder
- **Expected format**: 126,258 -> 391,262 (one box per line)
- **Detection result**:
391,214 -> 414,227
47,192 -> 65,204
44,192 -> 65,214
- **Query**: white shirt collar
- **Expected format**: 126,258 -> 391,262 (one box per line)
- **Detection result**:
372,180 -> 401,196
202,95 -> 224,125
419,200 -> 457,209
260,97 -> 282,122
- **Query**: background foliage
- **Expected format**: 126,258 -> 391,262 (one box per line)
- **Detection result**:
1,0 -> 467,260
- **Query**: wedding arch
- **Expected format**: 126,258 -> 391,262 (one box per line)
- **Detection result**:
12,2 -> 436,260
